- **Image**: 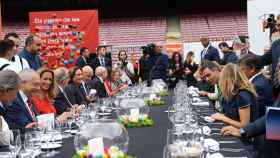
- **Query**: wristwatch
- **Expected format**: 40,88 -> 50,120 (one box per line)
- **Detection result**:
240,128 -> 247,138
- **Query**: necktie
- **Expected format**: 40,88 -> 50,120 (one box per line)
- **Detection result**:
27,99 -> 36,121
60,88 -> 73,107
102,58 -> 105,66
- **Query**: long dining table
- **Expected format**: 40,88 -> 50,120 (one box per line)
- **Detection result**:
51,93 -> 253,158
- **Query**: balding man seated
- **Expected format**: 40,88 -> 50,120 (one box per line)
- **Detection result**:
92,66 -> 108,98
82,65 -> 94,81
5,69 -> 41,130
0,70 -> 21,146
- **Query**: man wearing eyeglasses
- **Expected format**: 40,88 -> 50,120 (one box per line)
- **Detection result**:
4,32 -> 30,72
19,35 -> 42,70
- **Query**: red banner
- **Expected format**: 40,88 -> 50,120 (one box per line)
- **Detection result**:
29,10 -> 99,68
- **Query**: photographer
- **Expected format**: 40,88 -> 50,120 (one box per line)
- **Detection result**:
114,50 -> 135,85
149,42 -> 169,82
139,45 -> 154,81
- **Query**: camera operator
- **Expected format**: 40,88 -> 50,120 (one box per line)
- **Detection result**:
148,42 -> 169,82
139,44 -> 154,81
258,14 -> 280,97
263,14 -> 277,42
271,15 -> 280,43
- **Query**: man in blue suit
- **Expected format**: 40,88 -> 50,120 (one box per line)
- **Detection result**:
19,35 -> 42,70
90,46 -> 112,72
4,69 -> 41,130
239,54 -> 274,117
76,47 -> 90,68
221,116 -> 280,158
200,37 -> 220,63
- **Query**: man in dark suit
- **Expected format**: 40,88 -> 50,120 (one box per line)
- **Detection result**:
200,37 -> 220,63
90,66 -> 108,98
76,47 -> 90,68
221,115 -> 280,158
90,46 -> 112,72
4,69 -> 41,130
239,54 -> 273,117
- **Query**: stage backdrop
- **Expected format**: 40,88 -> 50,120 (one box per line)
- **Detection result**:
29,10 -> 98,68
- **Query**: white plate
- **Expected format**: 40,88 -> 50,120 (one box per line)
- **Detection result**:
204,116 -> 215,123
41,143 -> 62,150
96,112 -> 111,116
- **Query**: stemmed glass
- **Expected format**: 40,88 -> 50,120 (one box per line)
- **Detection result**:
9,129 -> 22,158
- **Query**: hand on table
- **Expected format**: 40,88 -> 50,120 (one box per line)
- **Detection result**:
211,113 -> 226,121
198,91 -> 208,96
25,122 -> 38,128
221,126 -> 241,137
57,112 -> 72,124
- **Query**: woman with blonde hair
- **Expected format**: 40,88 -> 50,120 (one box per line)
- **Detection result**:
31,68 -> 71,123
211,63 -> 258,128
183,51 -> 198,86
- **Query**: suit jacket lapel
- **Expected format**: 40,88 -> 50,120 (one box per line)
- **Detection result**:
17,93 -> 34,121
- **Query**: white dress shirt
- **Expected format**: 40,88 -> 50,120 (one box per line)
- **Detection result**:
11,55 -> 30,72
19,91 -> 36,121
249,72 -> 262,83
0,102 -> 10,146
0,58 -> 20,73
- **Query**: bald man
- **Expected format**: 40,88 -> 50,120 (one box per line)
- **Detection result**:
82,65 -> 94,81
91,66 -> 108,98
5,69 -> 41,130
19,35 -> 42,70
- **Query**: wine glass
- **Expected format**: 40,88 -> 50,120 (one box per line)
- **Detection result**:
9,129 -> 22,158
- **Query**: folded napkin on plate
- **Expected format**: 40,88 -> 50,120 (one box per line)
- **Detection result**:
193,102 -> 209,106
210,153 -> 224,158
202,126 -> 211,135
204,116 -> 215,123
192,97 -> 202,102
204,138 -> 220,151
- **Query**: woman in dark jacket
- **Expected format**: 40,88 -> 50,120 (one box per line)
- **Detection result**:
168,52 -> 184,88
183,51 -> 198,86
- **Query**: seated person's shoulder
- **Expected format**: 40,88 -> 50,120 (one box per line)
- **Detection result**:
236,90 -> 255,107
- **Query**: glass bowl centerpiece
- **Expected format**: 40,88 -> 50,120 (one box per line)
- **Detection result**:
74,119 -> 129,158
116,98 -> 153,128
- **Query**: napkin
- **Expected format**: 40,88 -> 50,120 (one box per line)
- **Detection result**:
202,126 -> 212,135
90,89 -> 97,96
192,97 -> 202,102
204,116 -> 215,123
192,102 -> 210,106
204,138 -> 220,151
210,153 -> 224,158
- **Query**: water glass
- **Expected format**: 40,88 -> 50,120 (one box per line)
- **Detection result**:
9,129 -> 21,158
